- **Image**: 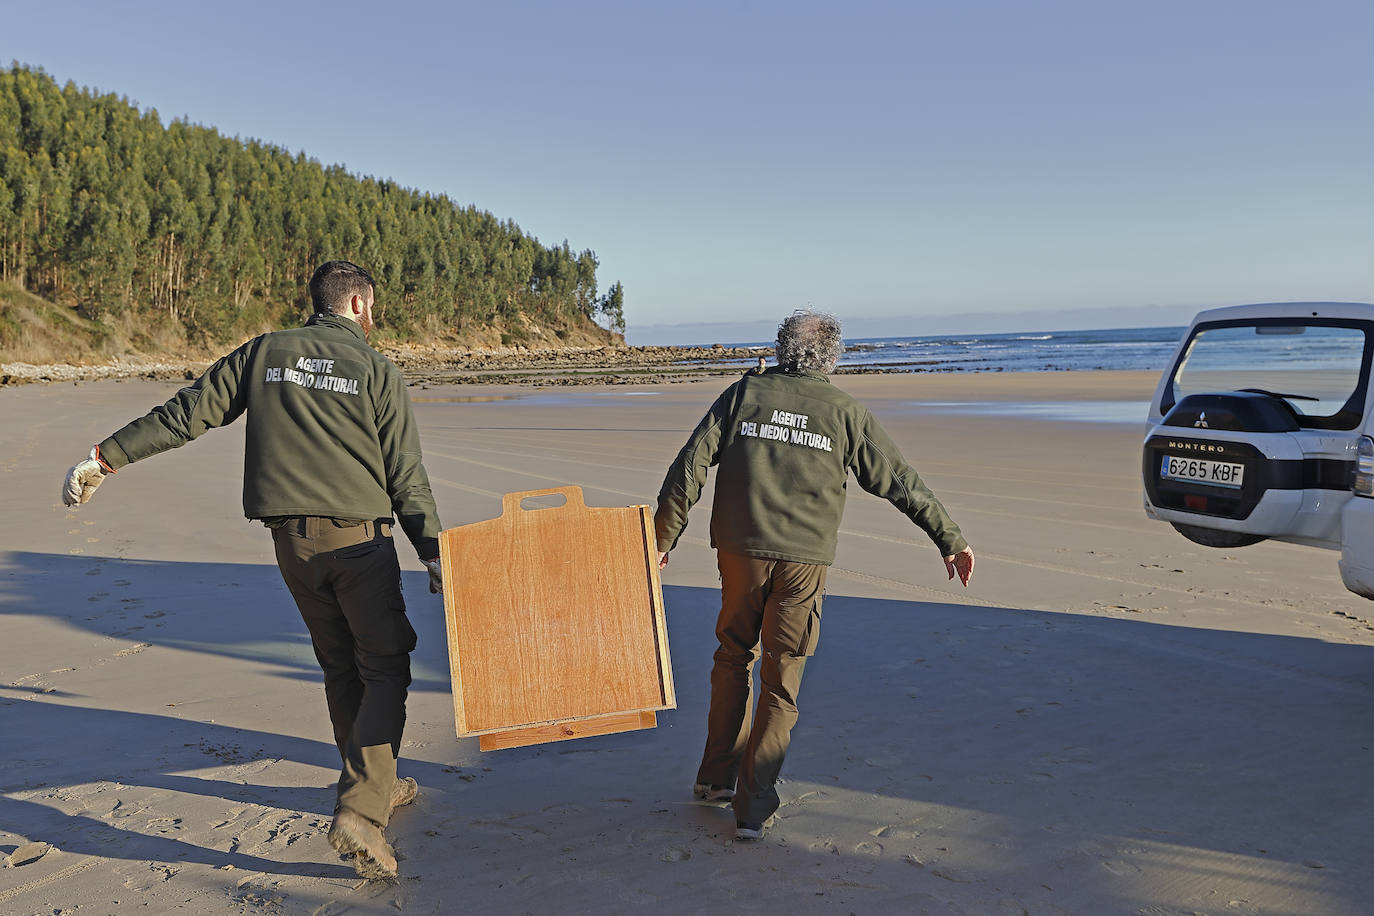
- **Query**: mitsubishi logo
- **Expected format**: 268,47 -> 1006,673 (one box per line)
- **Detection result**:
1195,411 -> 1209,429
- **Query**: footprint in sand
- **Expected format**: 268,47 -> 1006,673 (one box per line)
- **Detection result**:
541,803 -> 586,816
253,813 -> 315,849
930,865 -> 977,883
104,798 -> 147,821
625,828 -> 677,845
232,885 -> 286,909
1033,746 -> 1096,771
1100,857 -> 1141,876
210,809 -> 247,830
781,789 -> 827,810
120,862 -> 180,891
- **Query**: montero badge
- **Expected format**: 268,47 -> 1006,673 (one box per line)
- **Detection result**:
1166,440 -> 1233,456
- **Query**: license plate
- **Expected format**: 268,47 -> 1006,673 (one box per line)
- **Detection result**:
1161,454 -> 1245,489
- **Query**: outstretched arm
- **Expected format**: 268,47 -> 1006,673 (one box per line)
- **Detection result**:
97,342 -> 254,470
653,385 -> 737,558
62,343 -> 254,507
850,410 -> 971,577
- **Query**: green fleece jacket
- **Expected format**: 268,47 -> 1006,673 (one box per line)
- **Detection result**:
655,367 -> 967,566
97,314 -> 442,559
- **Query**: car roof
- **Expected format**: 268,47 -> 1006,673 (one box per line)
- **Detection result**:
1190,302 -> 1374,325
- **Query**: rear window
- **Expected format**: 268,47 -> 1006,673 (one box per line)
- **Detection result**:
1167,320 -> 1372,429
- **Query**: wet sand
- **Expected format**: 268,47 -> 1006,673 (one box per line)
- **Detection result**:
2,370 -> 1372,914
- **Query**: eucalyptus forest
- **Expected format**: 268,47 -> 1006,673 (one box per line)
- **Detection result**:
0,63 -> 625,353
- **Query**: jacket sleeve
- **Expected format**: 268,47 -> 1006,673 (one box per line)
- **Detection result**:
96,341 -> 253,469
654,384 -> 736,553
850,409 -> 968,556
376,362 -> 442,560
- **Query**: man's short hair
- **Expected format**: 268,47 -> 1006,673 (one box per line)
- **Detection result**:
776,310 -> 844,374
309,261 -> 375,314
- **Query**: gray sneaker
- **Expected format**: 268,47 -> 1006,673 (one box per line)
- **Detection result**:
693,783 -> 734,802
734,820 -> 766,840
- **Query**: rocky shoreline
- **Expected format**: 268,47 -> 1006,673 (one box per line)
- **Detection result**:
0,344 -> 776,388
0,342 -> 1012,388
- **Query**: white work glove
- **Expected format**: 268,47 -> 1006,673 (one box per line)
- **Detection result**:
423,558 -> 443,594
62,446 -> 109,508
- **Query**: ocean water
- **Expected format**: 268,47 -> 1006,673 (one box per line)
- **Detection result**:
712,326 -> 1190,373
902,400 -> 1152,425
838,326 -> 1187,372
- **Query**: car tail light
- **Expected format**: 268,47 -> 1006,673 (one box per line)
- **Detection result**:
1354,436 -> 1374,497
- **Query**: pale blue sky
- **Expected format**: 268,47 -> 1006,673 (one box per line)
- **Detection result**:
6,1 -> 1372,342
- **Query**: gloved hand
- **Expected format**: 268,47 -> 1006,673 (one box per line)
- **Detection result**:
423,558 -> 443,594
942,546 -> 975,587
62,446 -> 109,508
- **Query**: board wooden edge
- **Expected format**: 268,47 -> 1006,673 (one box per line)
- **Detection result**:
639,505 -> 677,709
477,711 -> 658,752
438,530 -> 469,737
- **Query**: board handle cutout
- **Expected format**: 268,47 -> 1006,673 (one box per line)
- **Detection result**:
502,485 -> 586,516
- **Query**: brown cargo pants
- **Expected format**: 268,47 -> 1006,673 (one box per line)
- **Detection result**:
697,550 -> 825,825
270,517 -> 416,828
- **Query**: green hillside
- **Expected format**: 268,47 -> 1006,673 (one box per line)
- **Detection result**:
0,63 -> 625,363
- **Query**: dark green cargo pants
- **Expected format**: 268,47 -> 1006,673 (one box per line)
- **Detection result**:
697,550 -> 825,825
270,517 -> 416,827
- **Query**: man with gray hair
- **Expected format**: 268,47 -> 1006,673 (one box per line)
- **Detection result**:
654,310 -> 974,840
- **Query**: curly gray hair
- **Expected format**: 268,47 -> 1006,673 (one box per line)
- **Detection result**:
775,310 -> 844,374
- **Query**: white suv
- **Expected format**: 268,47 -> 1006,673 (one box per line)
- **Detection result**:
1142,302 -> 1374,598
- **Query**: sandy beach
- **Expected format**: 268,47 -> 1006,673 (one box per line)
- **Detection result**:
3,369 -> 1372,914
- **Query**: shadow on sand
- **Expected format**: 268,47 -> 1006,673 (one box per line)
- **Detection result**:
2,552 -> 1372,909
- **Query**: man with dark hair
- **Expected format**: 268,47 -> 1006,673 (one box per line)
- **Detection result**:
61,260 -> 442,880
309,261 -> 377,335
655,310 -> 974,841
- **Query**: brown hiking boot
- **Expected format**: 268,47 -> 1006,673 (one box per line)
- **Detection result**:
328,809 -> 398,880
390,776 -> 418,811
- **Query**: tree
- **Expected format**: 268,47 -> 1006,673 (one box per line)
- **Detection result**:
598,281 -> 626,334
0,63 -> 627,346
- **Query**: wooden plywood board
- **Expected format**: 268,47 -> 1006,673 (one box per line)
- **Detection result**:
439,486 -> 674,747
477,712 -> 658,752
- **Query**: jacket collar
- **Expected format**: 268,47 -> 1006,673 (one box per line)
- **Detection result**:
767,366 -> 831,384
305,312 -> 367,342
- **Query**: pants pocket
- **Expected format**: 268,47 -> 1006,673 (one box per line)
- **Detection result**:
392,598 -> 418,654
800,598 -> 822,657
334,540 -> 383,560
